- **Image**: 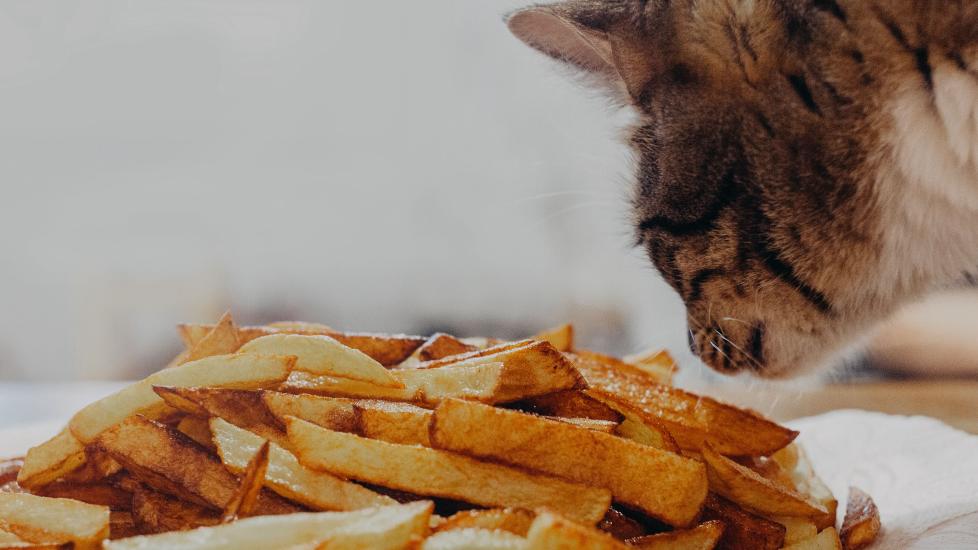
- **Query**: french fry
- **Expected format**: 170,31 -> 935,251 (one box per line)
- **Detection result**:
0,493 -> 109,550
286,417 -> 612,525
584,391 -> 680,452
95,416 -> 298,515
514,391 -> 623,423
180,324 -> 426,367
417,340 -> 532,369
788,448 -> 838,531
702,444 -> 827,518
221,442 -> 270,522
17,429 -> 86,489
239,334 -> 402,388
783,528 -> 842,550
156,387 -> 288,446
773,516 -> 819,546
532,324 -> 574,352
131,485 -> 221,534
304,501 -> 432,549
210,418 -> 394,511
104,502 -> 433,550
261,391 -> 357,433
70,353 -> 295,444
547,417 -> 617,433
285,347 -> 582,405
176,416 -> 217,452
422,528 -> 527,550
34,481 -> 132,511
435,508 -> 535,536
570,352 -> 798,456
181,312 -> 241,365
525,511 -> 629,550
701,494 -> 785,550
840,488 -> 880,550
399,333 -> 478,368
625,520 -> 725,550
622,349 -> 677,386
354,401 -> 433,446
431,399 -> 706,527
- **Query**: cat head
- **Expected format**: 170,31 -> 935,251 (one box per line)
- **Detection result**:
508,0 -> 902,377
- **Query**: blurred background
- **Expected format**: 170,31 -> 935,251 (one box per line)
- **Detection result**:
1,1 -> 975,430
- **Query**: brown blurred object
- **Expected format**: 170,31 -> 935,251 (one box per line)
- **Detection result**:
868,289 -> 978,377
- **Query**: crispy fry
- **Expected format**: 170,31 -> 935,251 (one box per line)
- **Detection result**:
514,391 -> 623,423
354,401 -> 433,446
286,417 -> 611,525
435,509 -> 535,536
570,353 -> 797,456
431,399 -> 706,527
176,416 -> 216,452
399,333 -> 478,368
105,502 -> 433,550
422,528 -> 527,550
180,324 -> 425,367
626,520 -> 725,550
155,387 -> 287,445
222,442 -> 270,522
239,334 -> 402,388
417,340 -> 532,369
95,416 -> 297,515
261,392 -> 357,432
584,391 -> 680,452
840,488 -> 880,550
285,346 -> 582,405
0,493 -> 109,550
783,528 -> 842,550
17,429 -> 86,490
772,516 -> 819,546
35,481 -> 132,511
701,494 -> 785,550
547,417 -> 618,433
525,511 -> 629,550
210,418 -> 393,512
532,324 -> 574,352
702,444 -> 827,518
622,349 -> 677,386
181,312 -> 241,364
70,353 -> 294,445
131,485 -> 220,534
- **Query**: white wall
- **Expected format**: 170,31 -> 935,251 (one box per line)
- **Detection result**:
0,0 -> 692,380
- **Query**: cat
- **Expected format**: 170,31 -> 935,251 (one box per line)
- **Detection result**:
507,0 -> 978,377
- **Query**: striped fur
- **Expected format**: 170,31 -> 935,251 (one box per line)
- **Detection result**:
510,0 -> 978,377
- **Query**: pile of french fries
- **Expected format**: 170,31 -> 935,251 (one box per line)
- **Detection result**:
0,314 -> 882,549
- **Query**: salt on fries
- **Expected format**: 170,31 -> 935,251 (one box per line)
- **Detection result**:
2,314 -> 878,549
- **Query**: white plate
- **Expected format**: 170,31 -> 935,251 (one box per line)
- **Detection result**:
4,410 -> 977,549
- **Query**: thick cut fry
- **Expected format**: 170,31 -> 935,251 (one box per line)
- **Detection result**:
788,448 -> 838,531
155,387 -> 288,445
221,442 -> 270,522
584,391 -> 679,452
625,520 -> 725,550
525,511 -> 629,550
422,528 -> 527,550
784,528 -> 842,550
773,516 -> 819,545
532,324 -> 574,352
435,509 -> 535,536
399,333 -> 478,368
181,312 -> 241,364
104,502 -> 433,550
622,349 -> 677,386
570,353 -> 797,456
305,501 -> 431,550
176,416 -> 216,451
840,488 -> 880,550
181,324 -> 425,366
702,444 -> 827,518
131,485 -> 221,534
417,340 -> 532,369
35,481 -> 132,511
210,418 -> 393,511
239,334 -> 402,388
17,429 -> 86,489
286,417 -> 611,525
95,416 -> 297,515
261,391 -> 357,432
547,417 -> 617,433
514,391 -> 623,423
0,493 -> 109,550
431,400 -> 706,527
354,401 -> 433,446
70,353 -> 294,444
701,494 -> 785,550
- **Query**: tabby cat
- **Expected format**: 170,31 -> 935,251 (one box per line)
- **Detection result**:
508,0 -> 978,377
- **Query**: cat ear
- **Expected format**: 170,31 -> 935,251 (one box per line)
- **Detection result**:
507,4 -> 655,102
